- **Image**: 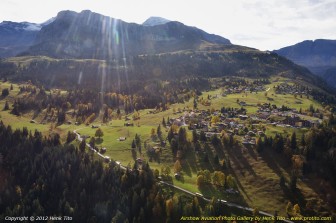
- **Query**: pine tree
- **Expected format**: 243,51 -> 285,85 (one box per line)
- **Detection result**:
79,139 -> 86,153
192,129 -> 198,143
89,137 -> 95,149
157,124 -> 162,139
200,131 -> 206,142
178,127 -> 187,150
193,98 -> 197,109
290,132 -> 297,152
280,175 -> 286,187
167,127 -> 174,143
162,117 -> 166,127
289,174 -> 297,192
3,101 -> 9,111
131,139 -> 136,149
300,133 -> 306,147
135,134 -> 141,148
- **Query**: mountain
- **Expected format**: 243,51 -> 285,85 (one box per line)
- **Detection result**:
274,39 -> 336,86
142,17 -> 171,26
0,10 -> 333,96
20,10 -> 231,59
0,21 -> 41,58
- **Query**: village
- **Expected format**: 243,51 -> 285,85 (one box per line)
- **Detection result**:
165,86 -> 323,148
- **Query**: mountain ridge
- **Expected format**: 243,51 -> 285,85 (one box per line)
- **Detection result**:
20,10 -> 231,59
0,21 -> 40,58
274,39 -> 336,87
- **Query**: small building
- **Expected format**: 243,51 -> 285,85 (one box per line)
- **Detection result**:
81,135 -> 90,139
174,172 -> 182,180
238,115 -> 249,120
119,137 -> 126,141
258,131 -> 265,136
136,158 -> 143,164
248,131 -> 256,136
104,156 -> 110,163
239,101 -> 247,106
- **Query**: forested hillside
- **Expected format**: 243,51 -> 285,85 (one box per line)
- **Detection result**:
0,122 -> 239,222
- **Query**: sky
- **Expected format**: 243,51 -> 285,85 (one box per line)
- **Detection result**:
0,0 -> 335,50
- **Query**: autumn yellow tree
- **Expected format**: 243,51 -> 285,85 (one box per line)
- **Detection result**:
211,115 -> 220,125
165,199 -> 173,217
196,175 -> 205,187
174,160 -> 182,173
212,171 -> 225,187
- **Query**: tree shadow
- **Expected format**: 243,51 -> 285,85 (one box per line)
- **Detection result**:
213,143 -> 225,160
282,184 -> 307,209
227,146 -> 257,177
259,148 -> 289,177
95,138 -> 103,145
183,153 -> 195,177
245,145 -> 258,160
32,109 -> 41,120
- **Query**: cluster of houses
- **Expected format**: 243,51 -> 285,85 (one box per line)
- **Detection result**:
166,108 -> 262,145
256,104 -> 322,128
222,85 -> 265,95
274,83 -> 311,95
165,102 -> 322,147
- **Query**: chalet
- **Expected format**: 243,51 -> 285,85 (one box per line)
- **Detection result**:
205,132 -> 221,138
104,156 -> 110,163
30,120 -> 36,123
225,189 -> 239,194
258,131 -> 265,136
124,122 -> 134,127
215,123 -> 226,131
100,147 -> 107,153
248,131 -> 256,136
226,130 -> 234,135
239,101 -> 247,106
209,127 -> 217,132
91,125 -> 99,128
136,158 -> 143,164
81,135 -> 90,139
119,137 -> 126,141
188,124 -> 197,130
153,146 -> 161,153
242,139 -> 256,145
257,112 -> 271,120
174,172 -> 182,180
173,118 -> 184,126
238,115 -> 249,120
